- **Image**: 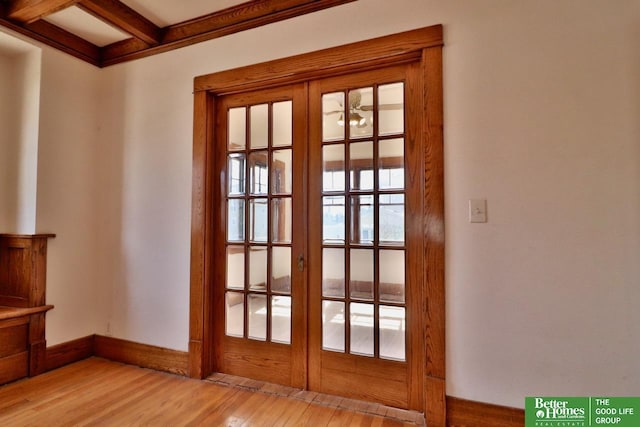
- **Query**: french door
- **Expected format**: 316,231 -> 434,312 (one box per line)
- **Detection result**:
213,84 -> 307,388
307,65 -> 423,410
213,64 -> 424,409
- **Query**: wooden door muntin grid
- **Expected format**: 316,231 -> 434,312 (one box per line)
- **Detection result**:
308,64 -> 424,409
214,84 -> 307,388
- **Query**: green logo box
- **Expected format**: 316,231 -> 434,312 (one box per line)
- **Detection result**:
526,397 -> 640,427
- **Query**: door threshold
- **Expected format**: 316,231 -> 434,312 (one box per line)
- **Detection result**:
206,372 -> 425,425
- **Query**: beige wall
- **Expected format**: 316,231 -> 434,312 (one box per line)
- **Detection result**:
0,39 -> 41,233
4,0 -> 639,410
35,47 -> 107,344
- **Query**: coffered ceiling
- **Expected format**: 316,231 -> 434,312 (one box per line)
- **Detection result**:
0,0 -> 355,67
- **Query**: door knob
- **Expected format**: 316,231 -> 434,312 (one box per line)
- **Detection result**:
297,253 -> 304,272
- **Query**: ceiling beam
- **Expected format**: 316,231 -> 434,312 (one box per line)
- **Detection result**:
7,0 -> 78,24
0,15 -> 100,65
101,0 -> 356,67
77,0 -> 160,45
0,0 -> 356,67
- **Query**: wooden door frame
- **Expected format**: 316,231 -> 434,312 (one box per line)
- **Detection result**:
189,25 -> 445,425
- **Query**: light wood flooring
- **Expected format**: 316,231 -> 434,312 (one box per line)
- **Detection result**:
0,358 -> 423,426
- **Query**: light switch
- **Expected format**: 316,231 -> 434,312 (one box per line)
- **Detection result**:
469,199 -> 487,223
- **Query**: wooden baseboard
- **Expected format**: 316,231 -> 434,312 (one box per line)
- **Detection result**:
45,335 -> 94,372
94,335 -> 189,376
447,396 -> 524,427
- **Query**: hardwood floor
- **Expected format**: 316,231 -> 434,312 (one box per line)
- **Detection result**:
0,358 -> 422,426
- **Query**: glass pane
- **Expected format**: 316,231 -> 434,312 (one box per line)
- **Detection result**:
249,151 -> 269,195
379,250 -> 405,303
272,149 -> 292,194
322,248 -> 344,298
322,92 -> 345,142
227,199 -> 245,242
378,83 -> 404,136
248,294 -> 267,341
271,198 -> 292,243
379,194 -> 404,244
250,104 -> 268,149
272,246 -> 291,294
379,138 -> 404,190
271,295 -> 291,344
228,153 -> 245,195
273,101 -> 292,147
349,88 -> 373,139
226,246 -> 244,290
350,249 -> 374,300
248,246 -> 267,291
349,141 -> 373,191
350,195 -> 374,245
249,198 -> 268,242
228,107 -> 246,151
322,300 -> 345,352
380,306 -> 405,361
225,292 -> 244,337
350,302 -> 374,356
323,144 -> 345,192
323,196 -> 345,243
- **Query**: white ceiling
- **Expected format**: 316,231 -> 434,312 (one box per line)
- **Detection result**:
44,6 -> 130,47
120,0 -> 249,27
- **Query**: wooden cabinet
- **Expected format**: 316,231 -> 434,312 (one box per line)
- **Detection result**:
0,234 -> 54,384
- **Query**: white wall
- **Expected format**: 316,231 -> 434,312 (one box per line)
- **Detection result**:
441,1 -> 640,407
14,50 -> 41,233
23,0 -> 640,410
0,38 -> 41,233
35,47 -> 107,345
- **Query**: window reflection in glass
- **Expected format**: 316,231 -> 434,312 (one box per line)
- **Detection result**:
379,305 -> 405,361
272,149 -> 292,194
323,144 -> 345,192
228,154 -> 245,195
350,249 -> 374,300
379,250 -> 405,303
271,197 -> 291,243
249,198 -> 268,242
322,300 -> 345,352
349,88 -> 373,139
248,246 -> 267,291
378,83 -> 404,136
322,248 -> 345,298
271,296 -> 291,344
323,196 -> 345,243
250,104 -> 268,149
273,101 -> 293,147
350,302 -> 374,356
226,246 -> 244,290
379,138 -> 404,190
227,199 -> 245,242
228,107 -> 246,151
349,141 -> 373,191
271,246 -> 291,294
249,151 -> 268,195
350,195 -> 374,245
322,92 -> 345,142
225,292 -> 244,337
379,194 -> 404,244
248,294 -> 267,341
